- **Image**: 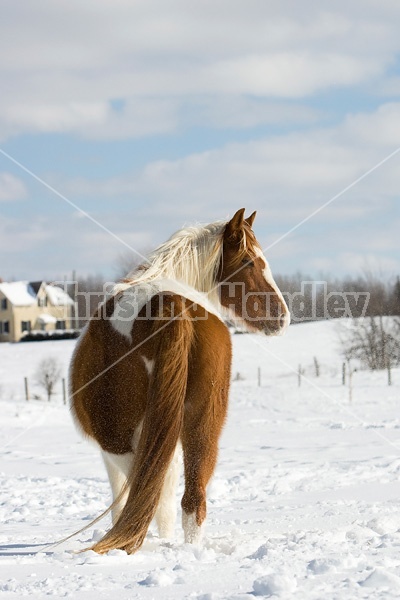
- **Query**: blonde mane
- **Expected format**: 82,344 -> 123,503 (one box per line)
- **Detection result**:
114,219 -> 258,305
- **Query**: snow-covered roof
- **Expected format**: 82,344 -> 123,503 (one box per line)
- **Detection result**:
37,313 -> 57,324
0,281 -> 37,306
0,281 -> 74,307
45,285 -> 74,306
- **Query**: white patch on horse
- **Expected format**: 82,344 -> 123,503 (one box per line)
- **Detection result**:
101,420 -> 144,525
111,279 -> 223,342
254,246 -> 290,332
141,355 -> 154,376
182,510 -> 203,545
110,284 -> 160,342
102,451 -> 134,525
155,442 -> 182,538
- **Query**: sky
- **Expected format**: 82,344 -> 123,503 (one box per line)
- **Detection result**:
0,0 -> 399,282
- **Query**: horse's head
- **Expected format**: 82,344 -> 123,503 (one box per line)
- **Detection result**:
218,208 -> 290,335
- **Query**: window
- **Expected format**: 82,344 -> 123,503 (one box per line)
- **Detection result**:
3,321 -> 9,334
21,320 -> 31,333
56,320 -> 66,330
38,296 -> 47,307
1,298 -> 7,310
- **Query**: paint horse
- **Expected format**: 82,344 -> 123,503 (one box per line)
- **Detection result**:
70,208 -> 290,554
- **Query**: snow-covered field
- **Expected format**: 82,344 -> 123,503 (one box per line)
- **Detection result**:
1,320 -> 399,599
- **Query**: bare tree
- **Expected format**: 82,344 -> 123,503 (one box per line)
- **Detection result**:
339,317 -> 400,370
275,271 -> 400,322
35,357 -> 62,402
114,250 -> 146,280
74,275 -> 106,327
389,276 -> 400,316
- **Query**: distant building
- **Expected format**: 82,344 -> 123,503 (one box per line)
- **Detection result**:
0,281 -> 75,342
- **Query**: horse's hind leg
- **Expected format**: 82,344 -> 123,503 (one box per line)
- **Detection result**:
181,324 -> 231,543
155,442 -> 181,538
181,321 -> 231,544
102,451 -> 134,525
181,413 -> 225,544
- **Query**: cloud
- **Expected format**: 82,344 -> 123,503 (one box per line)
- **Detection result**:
38,101 -> 397,278
344,103 -> 400,146
60,101 -> 400,213
0,211 -> 152,280
0,98 -> 179,141
0,172 -> 27,201
206,53 -> 383,97
0,1 -> 399,140
182,97 -> 320,130
1,2 -> 399,279
0,214 -> 55,281
0,96 -> 319,141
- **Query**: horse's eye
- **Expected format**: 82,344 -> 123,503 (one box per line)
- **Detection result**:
242,258 -> 254,267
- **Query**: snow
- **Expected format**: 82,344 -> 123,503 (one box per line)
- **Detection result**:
0,282 -> 73,307
0,282 -> 37,306
0,319 -> 399,599
37,313 -> 57,324
45,285 -> 74,307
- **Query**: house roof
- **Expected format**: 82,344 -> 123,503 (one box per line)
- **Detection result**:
0,281 -> 74,307
46,285 -> 74,306
0,281 -> 37,306
30,281 -> 43,295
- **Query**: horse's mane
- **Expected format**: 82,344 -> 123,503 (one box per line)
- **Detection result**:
114,219 -> 258,304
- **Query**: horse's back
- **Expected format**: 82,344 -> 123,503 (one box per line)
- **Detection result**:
70,290 -> 232,454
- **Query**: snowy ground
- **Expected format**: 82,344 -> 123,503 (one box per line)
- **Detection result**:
0,320 -> 399,599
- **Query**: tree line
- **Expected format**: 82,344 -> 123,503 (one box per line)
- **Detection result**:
67,269 -> 400,372
70,271 -> 400,326
275,272 -> 400,321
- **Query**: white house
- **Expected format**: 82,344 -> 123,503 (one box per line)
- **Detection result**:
0,281 -> 75,342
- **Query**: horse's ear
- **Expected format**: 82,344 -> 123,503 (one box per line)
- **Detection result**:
225,208 -> 246,240
245,211 -> 257,228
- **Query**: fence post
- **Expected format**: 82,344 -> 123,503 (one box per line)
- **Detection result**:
257,367 -> 261,387
298,364 -> 302,387
342,362 -> 346,386
24,377 -> 29,401
348,364 -> 354,403
313,356 -> 320,377
62,378 -> 67,405
387,358 -> 392,387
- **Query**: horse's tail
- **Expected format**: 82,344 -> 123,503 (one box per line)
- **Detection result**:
92,294 -> 194,554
